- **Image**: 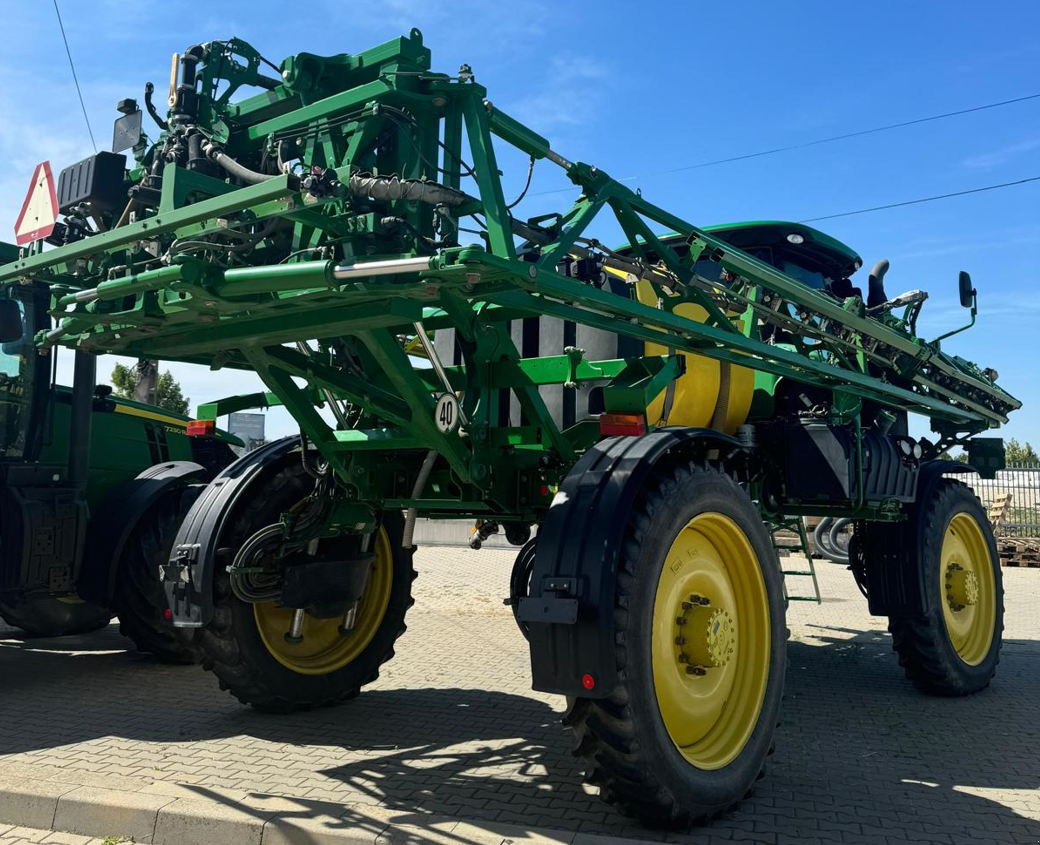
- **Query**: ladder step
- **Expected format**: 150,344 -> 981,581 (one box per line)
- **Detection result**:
773,517 -> 823,604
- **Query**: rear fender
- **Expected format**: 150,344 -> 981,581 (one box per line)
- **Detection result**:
862,460 -> 975,617
520,428 -> 745,698
78,461 -> 207,605
164,436 -> 300,627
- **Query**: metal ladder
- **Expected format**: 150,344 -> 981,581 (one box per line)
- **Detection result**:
770,517 -> 821,604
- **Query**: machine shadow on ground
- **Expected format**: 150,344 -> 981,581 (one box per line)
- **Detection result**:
1,624 -> 1037,843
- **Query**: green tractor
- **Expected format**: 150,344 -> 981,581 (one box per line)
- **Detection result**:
6,31 -> 1019,826
0,254 -> 237,659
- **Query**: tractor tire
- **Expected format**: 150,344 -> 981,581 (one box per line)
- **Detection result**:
565,461 -> 787,828
112,484 -> 204,664
0,596 -> 112,638
198,462 -> 414,713
889,479 -> 1003,696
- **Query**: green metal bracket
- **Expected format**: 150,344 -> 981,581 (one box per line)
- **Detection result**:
603,355 -> 685,415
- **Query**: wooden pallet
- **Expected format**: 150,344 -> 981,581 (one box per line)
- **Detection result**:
986,492 -> 1013,532
1003,557 -> 1040,568
998,537 -> 1040,568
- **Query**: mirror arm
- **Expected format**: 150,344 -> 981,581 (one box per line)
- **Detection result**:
931,294 -> 977,345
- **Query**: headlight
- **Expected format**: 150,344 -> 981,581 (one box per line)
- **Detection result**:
786,232 -> 805,245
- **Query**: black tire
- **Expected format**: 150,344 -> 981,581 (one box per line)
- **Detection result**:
111,484 -> 204,664
565,461 -> 787,828
888,479 -> 1003,696
0,595 -> 112,638
198,461 -> 415,713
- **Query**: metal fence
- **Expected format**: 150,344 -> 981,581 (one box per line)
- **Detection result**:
958,463 -> 1040,538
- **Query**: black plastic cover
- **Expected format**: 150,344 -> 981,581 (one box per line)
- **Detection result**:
57,151 -> 127,215
770,420 -> 919,505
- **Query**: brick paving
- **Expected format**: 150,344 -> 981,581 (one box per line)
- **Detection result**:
1,549 -> 1038,845
0,823 -> 108,845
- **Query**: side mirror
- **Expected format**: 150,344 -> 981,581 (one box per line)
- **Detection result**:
933,271 -> 978,345
958,271 -> 975,309
0,299 -> 22,343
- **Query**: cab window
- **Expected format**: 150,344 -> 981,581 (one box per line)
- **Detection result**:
0,299 -> 26,378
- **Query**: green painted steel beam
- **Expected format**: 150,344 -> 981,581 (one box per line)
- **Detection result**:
0,176 -> 299,283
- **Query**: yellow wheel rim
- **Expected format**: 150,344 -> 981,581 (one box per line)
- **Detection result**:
254,527 -> 394,675
651,512 -> 771,771
940,512 -> 996,666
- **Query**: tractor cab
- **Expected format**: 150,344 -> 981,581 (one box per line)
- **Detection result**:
0,268 -> 49,463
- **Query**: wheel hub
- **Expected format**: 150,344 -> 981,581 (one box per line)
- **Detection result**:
675,594 -> 735,673
945,562 -> 979,611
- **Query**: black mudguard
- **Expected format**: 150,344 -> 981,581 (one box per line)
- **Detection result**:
164,436 -> 300,627
78,460 -> 207,606
520,428 -> 744,698
862,460 -> 975,617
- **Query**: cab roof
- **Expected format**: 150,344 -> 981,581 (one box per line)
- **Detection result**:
703,221 -> 862,278
618,221 -> 863,280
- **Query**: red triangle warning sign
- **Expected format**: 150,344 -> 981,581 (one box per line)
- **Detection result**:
14,161 -> 58,246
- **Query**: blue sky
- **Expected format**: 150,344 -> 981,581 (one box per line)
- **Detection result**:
2,1 -> 1037,444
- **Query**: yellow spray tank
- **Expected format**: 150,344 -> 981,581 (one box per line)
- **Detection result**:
613,222 -> 864,434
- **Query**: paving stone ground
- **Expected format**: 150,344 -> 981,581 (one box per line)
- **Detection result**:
0,823 -> 107,845
1,548 -> 1038,845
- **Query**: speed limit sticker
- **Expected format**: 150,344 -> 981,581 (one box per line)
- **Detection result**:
434,393 -> 461,433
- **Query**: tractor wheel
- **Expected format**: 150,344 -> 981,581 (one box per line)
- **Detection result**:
112,484 -> 204,664
0,595 -> 112,638
889,479 -> 1003,695
198,462 -> 414,713
565,462 -> 786,828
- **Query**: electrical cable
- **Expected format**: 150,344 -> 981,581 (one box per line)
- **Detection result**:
800,175 -> 1040,222
52,0 -> 96,153
531,92 -> 1040,197
507,156 -> 535,209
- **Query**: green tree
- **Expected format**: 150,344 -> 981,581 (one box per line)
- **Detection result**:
110,362 -> 190,415
1004,438 -> 1039,465
110,362 -> 137,399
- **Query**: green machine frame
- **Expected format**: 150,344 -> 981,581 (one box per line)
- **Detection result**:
1,30 -> 1017,528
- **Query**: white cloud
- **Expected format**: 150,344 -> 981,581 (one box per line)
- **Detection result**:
959,136 -> 1040,170
508,54 -> 614,139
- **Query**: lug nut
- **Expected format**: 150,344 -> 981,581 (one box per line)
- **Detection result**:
686,666 -> 707,676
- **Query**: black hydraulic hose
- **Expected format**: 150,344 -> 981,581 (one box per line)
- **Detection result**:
813,517 -> 852,564
143,82 -> 168,131
829,518 -> 852,557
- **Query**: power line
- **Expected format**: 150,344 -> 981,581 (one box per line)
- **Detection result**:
531,92 -> 1040,197
52,0 -> 96,153
800,175 -> 1040,223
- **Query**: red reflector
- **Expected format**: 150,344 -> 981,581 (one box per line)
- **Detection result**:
581,673 -> 596,690
539,485 -> 551,497
599,413 -> 646,437
186,419 -> 215,437
164,608 -> 172,620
